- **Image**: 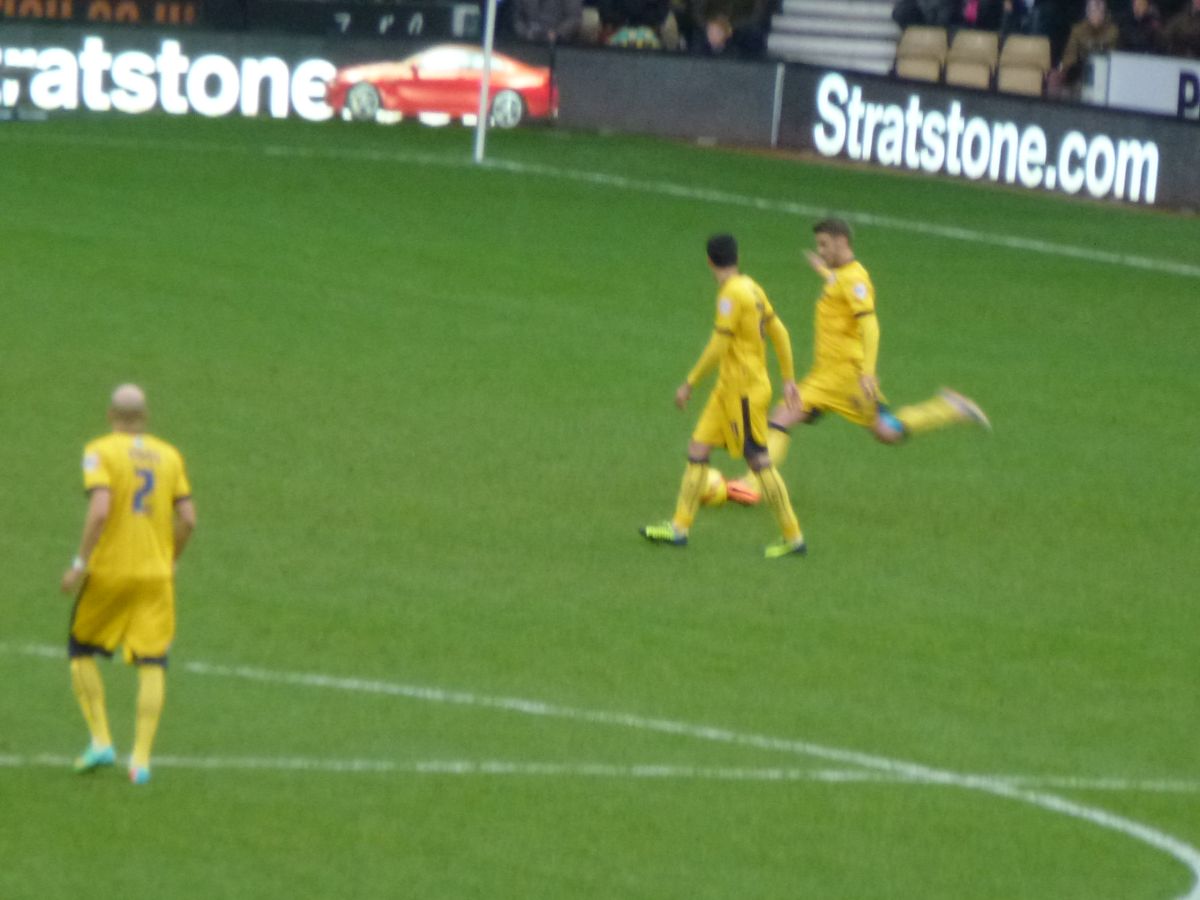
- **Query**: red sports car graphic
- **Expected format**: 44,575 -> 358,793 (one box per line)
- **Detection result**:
325,44 -> 558,128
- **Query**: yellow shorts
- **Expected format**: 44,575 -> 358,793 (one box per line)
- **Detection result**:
692,384 -> 770,459
800,365 -> 887,428
69,573 -> 175,663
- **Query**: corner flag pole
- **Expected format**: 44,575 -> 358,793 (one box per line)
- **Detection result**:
472,0 -> 500,165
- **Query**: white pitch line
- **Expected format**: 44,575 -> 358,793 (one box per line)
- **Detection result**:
4,641 -> 1199,899
0,753 -> 901,782
1,129 -> 1196,280
478,156 -> 1200,280
1,750 -> 1197,794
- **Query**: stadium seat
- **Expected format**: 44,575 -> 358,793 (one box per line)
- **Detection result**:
998,33 -> 1051,72
996,34 -> 1050,95
894,26 -> 948,82
945,28 -> 999,88
996,65 -> 1044,96
897,56 -> 943,82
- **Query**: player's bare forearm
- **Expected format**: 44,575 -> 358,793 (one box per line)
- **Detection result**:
173,498 -> 197,562
783,380 -> 801,410
61,489 -> 110,594
805,250 -> 832,281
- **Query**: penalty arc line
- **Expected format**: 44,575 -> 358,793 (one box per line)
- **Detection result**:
0,129 -> 1196,280
5,641 -> 1200,899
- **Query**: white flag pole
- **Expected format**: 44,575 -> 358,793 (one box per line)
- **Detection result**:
473,0 -> 500,165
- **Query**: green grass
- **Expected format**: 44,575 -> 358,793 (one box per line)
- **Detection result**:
1,114 -> 1197,900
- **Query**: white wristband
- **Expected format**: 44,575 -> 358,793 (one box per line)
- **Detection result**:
71,556 -> 85,571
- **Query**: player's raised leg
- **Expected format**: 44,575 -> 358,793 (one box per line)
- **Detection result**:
882,388 -> 991,442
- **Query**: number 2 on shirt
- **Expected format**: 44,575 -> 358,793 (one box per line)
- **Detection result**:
133,468 -> 156,514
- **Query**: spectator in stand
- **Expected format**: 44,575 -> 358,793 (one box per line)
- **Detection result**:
894,0 -> 1025,32
1162,0 -> 1200,55
600,0 -> 670,46
957,0 -> 1008,29
893,0 -> 955,28
1118,0 -> 1163,51
514,0 -> 584,43
1050,0 -> 1118,92
692,0 -> 776,56
1028,0 -> 1080,64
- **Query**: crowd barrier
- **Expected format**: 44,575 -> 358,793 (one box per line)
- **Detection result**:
1,23 -> 1197,208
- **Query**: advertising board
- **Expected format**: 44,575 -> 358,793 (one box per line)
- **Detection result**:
1,25 -> 1197,207
0,25 -> 551,124
1085,51 -> 1200,122
778,67 -> 1200,208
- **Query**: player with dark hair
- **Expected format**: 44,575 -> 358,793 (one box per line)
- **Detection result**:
726,218 -> 989,503
640,234 -> 807,558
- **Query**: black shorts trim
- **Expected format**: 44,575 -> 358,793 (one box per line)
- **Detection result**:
133,655 -> 169,668
741,398 -> 767,456
68,635 -> 113,659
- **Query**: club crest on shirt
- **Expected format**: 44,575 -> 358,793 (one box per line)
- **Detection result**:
718,297 -> 733,316
853,283 -> 868,301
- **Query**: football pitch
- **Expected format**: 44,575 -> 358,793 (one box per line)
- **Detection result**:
1,113 -> 1198,899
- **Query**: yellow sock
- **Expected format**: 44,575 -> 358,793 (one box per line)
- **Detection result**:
768,427 -> 791,469
671,461 -> 708,532
131,664 -> 166,770
895,395 -> 961,435
756,465 -> 803,543
70,657 -> 112,749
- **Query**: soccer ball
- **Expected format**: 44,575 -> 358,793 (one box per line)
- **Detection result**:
701,467 -> 727,507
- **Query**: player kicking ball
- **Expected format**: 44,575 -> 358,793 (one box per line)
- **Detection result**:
640,234 -> 807,559
724,218 -> 990,505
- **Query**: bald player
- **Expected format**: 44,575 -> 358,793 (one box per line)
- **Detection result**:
60,384 -> 196,785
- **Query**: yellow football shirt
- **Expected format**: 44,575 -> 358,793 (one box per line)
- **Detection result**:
81,432 -> 191,581
812,260 -> 876,372
712,273 -> 777,396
